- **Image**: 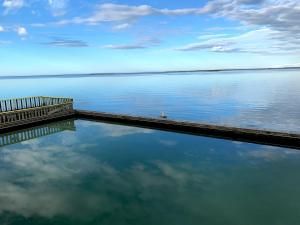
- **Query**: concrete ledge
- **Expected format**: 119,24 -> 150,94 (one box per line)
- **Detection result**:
75,110 -> 300,150
1,109 -> 299,150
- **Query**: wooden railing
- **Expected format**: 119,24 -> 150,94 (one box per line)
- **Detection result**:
0,96 -> 74,129
0,96 -> 72,112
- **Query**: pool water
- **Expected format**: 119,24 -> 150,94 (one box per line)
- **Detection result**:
0,119 -> 299,225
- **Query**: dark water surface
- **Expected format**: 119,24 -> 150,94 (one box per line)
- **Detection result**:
0,119 -> 300,225
0,69 -> 300,133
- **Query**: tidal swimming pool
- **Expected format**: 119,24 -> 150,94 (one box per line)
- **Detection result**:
0,119 -> 299,225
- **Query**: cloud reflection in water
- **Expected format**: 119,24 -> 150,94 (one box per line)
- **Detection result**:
0,120 -> 299,225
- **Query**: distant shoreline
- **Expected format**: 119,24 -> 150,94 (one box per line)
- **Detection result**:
0,66 -> 299,80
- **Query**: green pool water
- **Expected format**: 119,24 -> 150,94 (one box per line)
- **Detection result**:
0,119 -> 299,225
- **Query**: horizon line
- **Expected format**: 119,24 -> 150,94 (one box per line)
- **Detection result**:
0,66 -> 299,79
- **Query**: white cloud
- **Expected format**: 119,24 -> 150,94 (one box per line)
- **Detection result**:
2,0 -> 24,13
55,3 -> 202,26
2,0 -> 299,55
112,23 -> 131,30
17,26 -> 27,36
200,0 -> 300,36
57,4 -> 154,25
103,44 -> 146,50
53,1 -> 300,53
54,0 -> 299,33
31,23 -> 47,27
211,46 -> 238,53
48,0 -> 68,16
159,8 -> 201,16
0,26 -> 4,32
176,28 -> 300,54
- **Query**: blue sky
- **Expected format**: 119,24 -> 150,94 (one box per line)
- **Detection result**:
0,0 -> 299,76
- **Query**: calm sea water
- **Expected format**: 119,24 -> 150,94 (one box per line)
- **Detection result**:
0,69 -> 300,133
0,119 -> 299,225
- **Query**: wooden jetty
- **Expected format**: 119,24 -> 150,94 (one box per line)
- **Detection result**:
0,96 -> 74,132
0,96 -> 300,150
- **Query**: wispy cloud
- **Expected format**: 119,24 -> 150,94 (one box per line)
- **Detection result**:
1,0 -> 299,68
0,25 -> 29,38
176,27 -> 300,54
3,0 -> 69,16
27,0 -> 299,56
103,36 -> 161,50
30,23 -> 47,28
54,3 -> 203,26
177,0 -> 300,54
44,38 -> 88,47
103,44 -> 146,50
176,28 -> 300,54
112,23 -> 131,31
198,34 -> 231,40
201,0 -> 300,34
52,0 -> 299,35
2,0 -> 24,14
0,40 -> 11,45
48,0 -> 68,16
172,0 -> 300,54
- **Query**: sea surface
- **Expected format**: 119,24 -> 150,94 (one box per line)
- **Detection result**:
0,69 -> 300,133
0,119 -> 299,225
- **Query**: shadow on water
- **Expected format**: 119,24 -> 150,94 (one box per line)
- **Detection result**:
0,119 -> 76,148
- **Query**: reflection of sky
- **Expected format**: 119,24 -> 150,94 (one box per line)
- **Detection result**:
1,70 -> 300,132
0,120 -> 300,224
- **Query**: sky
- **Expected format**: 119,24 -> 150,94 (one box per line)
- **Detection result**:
0,0 -> 299,76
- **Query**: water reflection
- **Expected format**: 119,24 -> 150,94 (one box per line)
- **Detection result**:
0,120 -> 300,224
0,119 -> 76,147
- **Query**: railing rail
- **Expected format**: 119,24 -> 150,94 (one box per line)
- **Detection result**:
0,96 -> 74,129
0,96 -> 73,112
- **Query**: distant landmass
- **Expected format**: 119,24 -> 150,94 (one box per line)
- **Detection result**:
0,66 -> 299,79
